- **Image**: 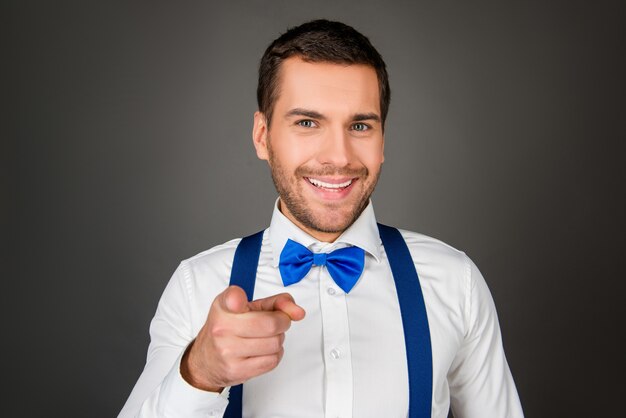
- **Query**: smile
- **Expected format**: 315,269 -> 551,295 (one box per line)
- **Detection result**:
305,177 -> 355,191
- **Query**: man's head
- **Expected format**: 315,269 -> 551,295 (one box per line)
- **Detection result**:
252,20 -> 390,242
257,19 -> 390,129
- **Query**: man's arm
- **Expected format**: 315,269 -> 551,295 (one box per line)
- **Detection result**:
118,261 -> 305,418
447,256 -> 524,418
118,262 -> 229,417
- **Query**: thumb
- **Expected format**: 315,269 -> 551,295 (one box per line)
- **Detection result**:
220,285 -> 250,314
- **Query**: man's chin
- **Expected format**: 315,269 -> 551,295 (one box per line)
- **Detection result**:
305,209 -> 358,234
279,192 -> 369,236
308,222 -> 349,235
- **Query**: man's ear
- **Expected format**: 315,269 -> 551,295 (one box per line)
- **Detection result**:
381,133 -> 385,164
252,111 -> 269,161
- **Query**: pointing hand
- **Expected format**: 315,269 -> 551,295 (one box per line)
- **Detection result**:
181,285 -> 305,392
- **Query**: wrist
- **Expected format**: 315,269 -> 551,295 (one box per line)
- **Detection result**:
180,340 -> 224,393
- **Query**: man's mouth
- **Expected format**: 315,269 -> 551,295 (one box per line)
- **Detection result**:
305,177 -> 355,192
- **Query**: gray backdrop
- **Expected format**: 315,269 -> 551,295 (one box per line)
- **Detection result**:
7,1 -> 625,417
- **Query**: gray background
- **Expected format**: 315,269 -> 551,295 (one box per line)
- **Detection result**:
7,0 -> 625,417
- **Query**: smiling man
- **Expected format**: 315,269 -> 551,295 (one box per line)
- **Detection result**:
119,20 -> 524,418
254,57 -> 384,241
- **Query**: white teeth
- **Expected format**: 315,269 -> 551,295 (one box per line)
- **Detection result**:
307,178 -> 353,189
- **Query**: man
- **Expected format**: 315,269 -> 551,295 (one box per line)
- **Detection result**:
119,19 -> 524,418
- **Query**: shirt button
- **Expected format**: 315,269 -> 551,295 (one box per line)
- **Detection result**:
330,348 -> 341,359
327,287 -> 336,295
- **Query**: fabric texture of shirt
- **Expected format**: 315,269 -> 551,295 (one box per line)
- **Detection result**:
118,200 -> 524,418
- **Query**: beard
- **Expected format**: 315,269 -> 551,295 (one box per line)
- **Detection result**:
267,140 -> 381,235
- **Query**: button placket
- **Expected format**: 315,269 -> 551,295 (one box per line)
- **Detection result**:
318,257 -> 354,418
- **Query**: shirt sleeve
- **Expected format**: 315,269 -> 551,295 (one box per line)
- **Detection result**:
447,255 -> 524,418
117,262 -> 230,418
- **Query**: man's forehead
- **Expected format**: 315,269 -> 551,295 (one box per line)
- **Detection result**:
275,57 -> 381,115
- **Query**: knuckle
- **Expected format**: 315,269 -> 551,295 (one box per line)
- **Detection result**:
222,362 -> 240,382
267,352 -> 282,370
209,322 -> 228,338
216,344 -> 233,359
271,335 -> 283,352
272,315 -> 290,334
261,351 -> 282,372
269,320 -> 281,335
282,317 -> 292,331
261,315 -> 279,335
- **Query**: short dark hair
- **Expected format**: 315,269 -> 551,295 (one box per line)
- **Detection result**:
257,19 -> 390,128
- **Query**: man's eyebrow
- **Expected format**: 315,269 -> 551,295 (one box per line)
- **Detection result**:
284,108 -> 381,123
285,108 -> 326,120
352,112 -> 381,123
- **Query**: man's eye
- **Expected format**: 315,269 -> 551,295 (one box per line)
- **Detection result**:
297,120 -> 316,128
352,122 -> 369,131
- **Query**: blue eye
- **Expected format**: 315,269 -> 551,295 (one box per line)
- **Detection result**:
352,123 -> 369,131
297,120 -> 315,128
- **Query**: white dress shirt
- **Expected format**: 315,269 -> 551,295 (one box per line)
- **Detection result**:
119,200 -> 524,418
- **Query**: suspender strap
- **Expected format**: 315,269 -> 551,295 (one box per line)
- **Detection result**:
224,226 -> 433,418
224,229 -> 264,418
378,223 -> 433,418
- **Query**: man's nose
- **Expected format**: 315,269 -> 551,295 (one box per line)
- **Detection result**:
316,127 -> 353,167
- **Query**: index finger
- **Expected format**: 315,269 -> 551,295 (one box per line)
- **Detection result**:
248,293 -> 306,321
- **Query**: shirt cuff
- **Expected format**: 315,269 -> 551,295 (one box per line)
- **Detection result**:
157,351 -> 230,417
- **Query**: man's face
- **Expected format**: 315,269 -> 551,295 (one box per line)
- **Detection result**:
253,57 -> 385,241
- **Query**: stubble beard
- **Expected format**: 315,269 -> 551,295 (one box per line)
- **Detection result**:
267,140 -> 381,235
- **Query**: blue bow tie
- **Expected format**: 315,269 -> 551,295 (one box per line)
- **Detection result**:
278,239 -> 365,293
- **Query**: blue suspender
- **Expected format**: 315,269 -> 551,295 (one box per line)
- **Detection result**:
225,224 -> 432,418
377,224 -> 433,418
229,230 -> 264,303
224,229 -> 264,418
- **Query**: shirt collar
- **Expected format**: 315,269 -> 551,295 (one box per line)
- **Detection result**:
268,198 -> 382,267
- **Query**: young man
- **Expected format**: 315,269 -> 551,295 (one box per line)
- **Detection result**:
119,20 -> 524,418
